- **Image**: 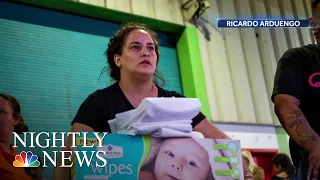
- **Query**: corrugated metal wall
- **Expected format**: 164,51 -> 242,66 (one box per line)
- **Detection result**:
76,0 -> 184,25
73,0 -> 314,125
198,0 -> 314,125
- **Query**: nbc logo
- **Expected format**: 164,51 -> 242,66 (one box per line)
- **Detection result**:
13,151 -> 40,167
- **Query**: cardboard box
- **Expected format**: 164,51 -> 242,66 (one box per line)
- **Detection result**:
71,133 -> 244,180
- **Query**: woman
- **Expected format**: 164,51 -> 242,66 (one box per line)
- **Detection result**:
271,153 -> 295,180
242,150 -> 265,180
0,93 -> 31,180
53,22 -> 254,180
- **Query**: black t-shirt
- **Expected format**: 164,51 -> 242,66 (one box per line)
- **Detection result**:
71,82 -> 206,132
271,175 -> 292,180
288,138 -> 303,169
272,44 -> 320,136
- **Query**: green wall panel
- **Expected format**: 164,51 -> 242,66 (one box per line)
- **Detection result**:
275,126 -> 290,155
177,27 -> 211,120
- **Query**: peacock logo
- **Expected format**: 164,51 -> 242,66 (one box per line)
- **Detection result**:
13,151 -> 40,167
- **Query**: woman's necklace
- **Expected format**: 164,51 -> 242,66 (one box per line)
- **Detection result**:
120,83 -> 154,108
149,84 -> 154,96
120,83 -> 154,97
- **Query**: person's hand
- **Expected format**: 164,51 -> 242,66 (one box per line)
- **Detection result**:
242,156 -> 254,179
244,169 -> 254,180
308,142 -> 320,180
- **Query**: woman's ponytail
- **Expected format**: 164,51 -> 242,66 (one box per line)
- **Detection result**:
284,162 -> 296,178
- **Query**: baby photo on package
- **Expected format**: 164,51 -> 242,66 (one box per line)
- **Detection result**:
71,133 -> 244,180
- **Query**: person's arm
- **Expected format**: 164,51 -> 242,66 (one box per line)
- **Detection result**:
271,48 -> 320,153
253,167 -> 265,180
53,93 -> 101,180
193,119 -> 231,139
274,94 -> 320,153
53,123 -> 94,180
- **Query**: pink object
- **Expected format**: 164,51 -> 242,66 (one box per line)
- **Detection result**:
309,72 -> 320,87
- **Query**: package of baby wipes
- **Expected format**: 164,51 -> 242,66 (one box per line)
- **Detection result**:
71,133 -> 244,180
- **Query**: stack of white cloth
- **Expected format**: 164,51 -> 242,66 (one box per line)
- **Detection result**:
108,98 -> 205,138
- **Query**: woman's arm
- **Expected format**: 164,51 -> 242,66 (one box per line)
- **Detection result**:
254,167 -> 265,180
52,123 -> 94,180
193,118 -> 230,139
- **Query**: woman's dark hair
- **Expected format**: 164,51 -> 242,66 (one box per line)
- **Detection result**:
101,22 -> 165,86
0,93 -> 28,134
272,153 -> 295,178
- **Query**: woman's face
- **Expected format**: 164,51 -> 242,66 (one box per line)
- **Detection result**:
0,97 -> 19,139
154,138 -> 211,180
115,29 -> 157,79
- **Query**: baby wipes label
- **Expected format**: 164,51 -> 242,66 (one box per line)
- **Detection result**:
72,133 -> 151,180
211,140 -> 244,179
97,144 -> 123,159
71,133 -> 243,180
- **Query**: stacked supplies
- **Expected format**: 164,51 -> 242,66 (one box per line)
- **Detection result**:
108,97 -> 204,138
72,99 -> 245,180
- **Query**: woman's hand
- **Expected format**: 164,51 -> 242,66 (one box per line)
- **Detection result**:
242,156 -> 254,180
244,169 -> 254,180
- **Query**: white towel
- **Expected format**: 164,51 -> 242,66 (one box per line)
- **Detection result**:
118,121 -> 193,135
110,99 -> 200,131
134,98 -> 201,122
109,118 -> 193,133
110,120 -> 205,138
115,109 -> 136,127
108,119 -> 117,133
190,131 -> 205,138
108,110 -> 136,133
150,128 -> 204,138
107,97 -> 203,138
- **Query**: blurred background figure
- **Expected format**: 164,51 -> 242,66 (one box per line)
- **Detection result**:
271,153 -> 295,180
288,139 -> 302,173
0,93 -> 32,180
242,150 -> 265,180
25,155 -> 45,180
